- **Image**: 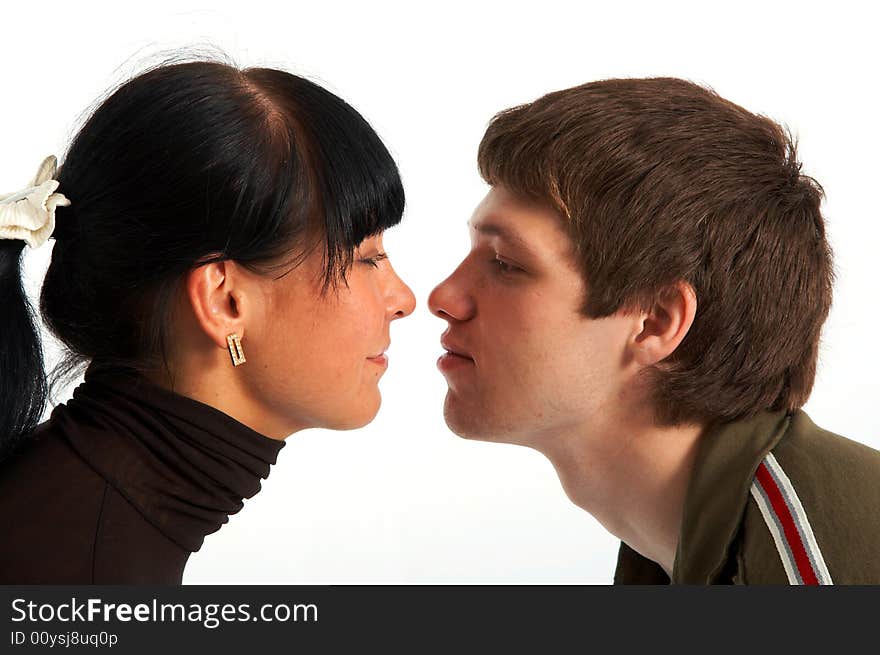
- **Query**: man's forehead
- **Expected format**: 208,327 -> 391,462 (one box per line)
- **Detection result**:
468,189 -> 573,255
467,219 -> 529,248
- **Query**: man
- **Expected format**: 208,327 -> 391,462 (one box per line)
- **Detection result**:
428,78 -> 880,584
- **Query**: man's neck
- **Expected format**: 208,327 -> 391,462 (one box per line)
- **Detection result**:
534,412 -> 706,578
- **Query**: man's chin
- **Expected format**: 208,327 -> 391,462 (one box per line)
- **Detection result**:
442,393 -> 518,444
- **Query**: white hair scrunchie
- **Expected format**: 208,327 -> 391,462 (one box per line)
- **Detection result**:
0,156 -> 71,249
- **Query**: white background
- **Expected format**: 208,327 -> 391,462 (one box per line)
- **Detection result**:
3,1 -> 878,583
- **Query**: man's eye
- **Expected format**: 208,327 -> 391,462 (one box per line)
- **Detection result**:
492,257 -> 520,274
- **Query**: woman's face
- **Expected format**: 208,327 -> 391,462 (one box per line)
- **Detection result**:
243,232 -> 415,433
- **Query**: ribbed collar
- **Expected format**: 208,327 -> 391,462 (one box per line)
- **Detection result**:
614,408 -> 793,584
52,362 -> 285,552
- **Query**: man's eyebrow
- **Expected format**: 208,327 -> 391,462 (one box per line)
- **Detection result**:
468,220 -> 530,249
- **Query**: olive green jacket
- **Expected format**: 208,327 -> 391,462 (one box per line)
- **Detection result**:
614,409 -> 880,584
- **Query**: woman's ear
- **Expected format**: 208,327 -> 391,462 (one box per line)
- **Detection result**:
185,260 -> 248,350
631,280 -> 697,367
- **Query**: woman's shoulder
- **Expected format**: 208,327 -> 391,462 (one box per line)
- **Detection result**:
0,419 -> 107,505
0,421 -> 189,583
91,483 -> 190,584
0,422 -> 107,583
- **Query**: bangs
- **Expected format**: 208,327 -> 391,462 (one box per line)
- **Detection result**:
242,69 -> 404,290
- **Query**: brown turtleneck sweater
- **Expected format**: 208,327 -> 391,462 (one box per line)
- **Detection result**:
0,363 -> 285,584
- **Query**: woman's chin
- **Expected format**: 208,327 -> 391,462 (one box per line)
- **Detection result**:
320,395 -> 382,431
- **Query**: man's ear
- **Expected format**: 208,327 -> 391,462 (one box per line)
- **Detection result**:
631,280 -> 697,367
185,260 -> 248,350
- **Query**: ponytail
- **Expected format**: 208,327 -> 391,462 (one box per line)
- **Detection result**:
0,239 -> 48,461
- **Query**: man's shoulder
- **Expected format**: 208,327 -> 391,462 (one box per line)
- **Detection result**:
736,410 -> 880,584
772,410 -> 880,512
780,410 -> 880,465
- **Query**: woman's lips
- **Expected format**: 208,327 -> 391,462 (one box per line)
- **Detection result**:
367,342 -> 390,368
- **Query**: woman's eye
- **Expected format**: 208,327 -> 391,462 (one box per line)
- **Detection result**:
359,252 -> 388,268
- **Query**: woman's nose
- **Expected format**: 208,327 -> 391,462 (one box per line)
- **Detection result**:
388,268 -> 416,320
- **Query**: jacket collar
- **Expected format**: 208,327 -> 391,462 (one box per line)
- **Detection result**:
615,408 -> 793,583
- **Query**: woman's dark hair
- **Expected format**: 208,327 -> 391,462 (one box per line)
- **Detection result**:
0,60 -> 404,460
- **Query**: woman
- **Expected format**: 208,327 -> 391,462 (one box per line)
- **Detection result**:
0,60 -> 415,583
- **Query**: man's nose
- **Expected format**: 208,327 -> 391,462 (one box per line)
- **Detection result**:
428,262 -> 475,322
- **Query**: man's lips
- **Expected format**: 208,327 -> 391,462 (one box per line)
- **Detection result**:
438,336 -> 475,373
439,337 -> 474,361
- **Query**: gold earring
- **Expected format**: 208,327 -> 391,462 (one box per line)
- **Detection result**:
226,333 -> 246,366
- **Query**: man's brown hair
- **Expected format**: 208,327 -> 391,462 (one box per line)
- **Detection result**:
478,78 -> 834,428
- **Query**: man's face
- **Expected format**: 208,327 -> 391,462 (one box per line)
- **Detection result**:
428,186 -> 637,446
